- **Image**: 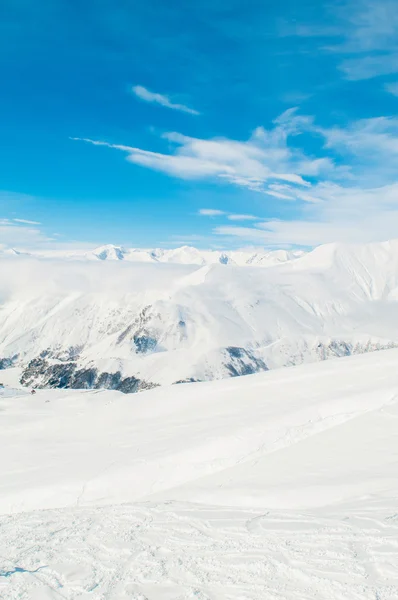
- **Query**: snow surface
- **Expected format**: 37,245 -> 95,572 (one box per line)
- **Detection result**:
1,349 -> 398,598
2,239 -> 398,385
0,243 -> 305,266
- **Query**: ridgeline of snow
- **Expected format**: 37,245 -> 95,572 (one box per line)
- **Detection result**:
0,243 -> 305,266
1,349 -> 398,598
2,240 -> 398,387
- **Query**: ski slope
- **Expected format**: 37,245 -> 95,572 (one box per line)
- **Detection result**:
1,349 -> 398,598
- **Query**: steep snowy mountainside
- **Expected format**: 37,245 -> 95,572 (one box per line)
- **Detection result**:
2,239 -> 398,390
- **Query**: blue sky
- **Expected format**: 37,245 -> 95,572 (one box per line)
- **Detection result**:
1,0 -> 398,250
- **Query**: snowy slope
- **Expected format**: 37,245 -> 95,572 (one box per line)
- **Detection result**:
2,347 -> 398,512
2,240 -> 398,389
1,349 -> 398,598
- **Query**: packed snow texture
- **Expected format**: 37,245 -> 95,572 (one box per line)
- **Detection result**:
1,349 -> 398,598
2,240 -> 398,388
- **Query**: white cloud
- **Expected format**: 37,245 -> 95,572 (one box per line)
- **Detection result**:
199,210 -> 258,221
266,190 -> 295,200
227,214 -> 258,221
386,82 -> 398,96
340,53 -> 398,81
14,218 -> 41,225
315,117 -> 398,186
74,107 -> 398,248
132,85 -> 200,115
0,221 -> 52,248
198,209 -> 225,216
289,1 -> 398,81
215,182 -> 398,246
335,1 -> 398,80
73,113 -> 326,194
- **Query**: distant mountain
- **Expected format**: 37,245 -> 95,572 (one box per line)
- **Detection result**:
0,243 -> 305,266
2,239 -> 398,392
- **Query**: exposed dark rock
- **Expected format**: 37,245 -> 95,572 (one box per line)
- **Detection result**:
20,356 -> 158,394
20,357 -> 49,386
116,376 -> 140,394
133,334 -> 158,354
45,363 -> 77,388
226,347 -> 245,359
53,345 -> 83,362
219,253 -> 229,265
116,305 -> 158,352
328,340 -> 352,357
0,355 -> 18,370
21,358 -> 77,388
132,379 -> 159,392
173,377 -> 201,384
96,371 -> 122,389
117,324 -> 135,345
70,368 -> 98,389
224,346 -> 268,377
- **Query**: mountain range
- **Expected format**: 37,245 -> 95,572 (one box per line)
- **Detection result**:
0,243 -> 305,266
1,239 -> 398,391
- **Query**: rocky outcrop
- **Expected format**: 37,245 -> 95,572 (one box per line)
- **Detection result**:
0,355 -> 18,370
278,338 -> 398,368
224,346 -> 268,377
12,337 -> 398,395
173,377 -> 202,384
20,357 -> 158,394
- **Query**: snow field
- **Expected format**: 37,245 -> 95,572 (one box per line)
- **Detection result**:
1,348 -> 398,598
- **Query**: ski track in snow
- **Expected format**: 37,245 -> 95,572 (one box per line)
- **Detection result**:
1,501 -> 398,599
2,347 -> 398,598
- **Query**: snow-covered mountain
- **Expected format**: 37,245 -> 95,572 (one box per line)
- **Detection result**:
0,243 -> 305,266
2,239 -> 398,391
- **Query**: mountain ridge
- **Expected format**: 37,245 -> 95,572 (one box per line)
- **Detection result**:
0,243 -> 306,266
2,239 -> 398,391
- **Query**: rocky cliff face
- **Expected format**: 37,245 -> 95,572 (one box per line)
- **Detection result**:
18,344 -> 269,393
20,357 -> 158,394
0,355 -> 18,370
8,337 -> 398,394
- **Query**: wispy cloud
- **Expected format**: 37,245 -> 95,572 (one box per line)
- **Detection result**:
286,0 -> 398,81
132,85 -> 200,115
73,105 -> 398,248
199,210 -> 258,220
209,109 -> 398,246
340,53 -> 398,81
14,218 -> 41,225
72,109 -> 332,194
215,182 -> 398,246
333,1 -> 398,80
385,82 -> 398,96
0,219 -> 52,248
227,214 -> 258,221
198,209 -> 225,216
